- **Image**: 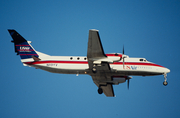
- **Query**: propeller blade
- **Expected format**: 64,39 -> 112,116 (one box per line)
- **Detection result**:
127,79 -> 130,89
123,45 -> 125,69
123,59 -> 124,69
123,45 -> 124,54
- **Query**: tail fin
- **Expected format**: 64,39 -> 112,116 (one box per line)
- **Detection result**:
8,29 -> 39,60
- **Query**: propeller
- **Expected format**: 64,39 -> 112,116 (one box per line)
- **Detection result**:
122,46 -> 130,89
123,45 -> 124,55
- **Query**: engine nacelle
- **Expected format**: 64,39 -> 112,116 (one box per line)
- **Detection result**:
112,77 -> 126,85
92,53 -> 123,64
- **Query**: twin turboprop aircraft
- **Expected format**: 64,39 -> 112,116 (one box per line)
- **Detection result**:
8,29 -> 170,97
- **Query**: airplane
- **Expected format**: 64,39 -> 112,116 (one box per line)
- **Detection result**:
8,29 -> 170,97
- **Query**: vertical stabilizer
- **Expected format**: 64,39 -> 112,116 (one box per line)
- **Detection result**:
8,29 -> 39,60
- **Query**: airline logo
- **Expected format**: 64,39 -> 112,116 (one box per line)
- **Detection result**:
124,66 -> 137,70
18,46 -> 32,52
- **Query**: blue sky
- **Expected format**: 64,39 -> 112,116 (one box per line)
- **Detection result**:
1,0 -> 180,117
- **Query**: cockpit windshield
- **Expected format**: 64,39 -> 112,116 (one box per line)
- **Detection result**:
139,58 -> 147,62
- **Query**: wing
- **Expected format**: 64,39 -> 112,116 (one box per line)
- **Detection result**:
87,29 -> 107,69
87,29 -> 115,97
87,29 -> 107,59
92,75 -> 115,97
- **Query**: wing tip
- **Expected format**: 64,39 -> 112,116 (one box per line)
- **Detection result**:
89,29 -> 99,32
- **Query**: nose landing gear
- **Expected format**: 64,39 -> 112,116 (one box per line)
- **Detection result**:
163,81 -> 168,86
163,73 -> 168,86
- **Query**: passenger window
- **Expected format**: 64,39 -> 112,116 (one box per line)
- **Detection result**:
84,58 -> 87,60
70,57 -> 73,60
77,57 -> 80,60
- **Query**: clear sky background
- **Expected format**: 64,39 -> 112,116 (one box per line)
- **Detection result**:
0,0 -> 180,118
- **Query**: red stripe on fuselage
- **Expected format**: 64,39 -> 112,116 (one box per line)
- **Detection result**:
112,62 -> 164,68
24,60 -> 164,68
24,60 -> 88,65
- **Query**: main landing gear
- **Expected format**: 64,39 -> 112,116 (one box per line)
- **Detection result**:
98,87 -> 103,94
97,85 -> 104,94
163,73 -> 168,86
92,64 -> 97,73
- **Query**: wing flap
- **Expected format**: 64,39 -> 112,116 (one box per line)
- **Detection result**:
101,84 -> 115,97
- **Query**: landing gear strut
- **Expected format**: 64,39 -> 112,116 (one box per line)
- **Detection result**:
163,73 -> 168,86
92,65 -> 97,73
92,67 -> 97,73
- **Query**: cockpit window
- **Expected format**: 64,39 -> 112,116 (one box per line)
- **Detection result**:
139,59 -> 147,62
139,59 -> 144,61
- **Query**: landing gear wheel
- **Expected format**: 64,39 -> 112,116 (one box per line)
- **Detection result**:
98,88 -> 103,94
163,81 -> 168,86
92,67 -> 97,73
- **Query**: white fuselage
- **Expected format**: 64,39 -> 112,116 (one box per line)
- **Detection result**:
23,54 -> 170,77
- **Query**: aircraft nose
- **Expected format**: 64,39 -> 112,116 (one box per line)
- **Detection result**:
164,68 -> 170,73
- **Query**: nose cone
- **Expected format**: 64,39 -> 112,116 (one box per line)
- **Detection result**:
164,68 -> 170,73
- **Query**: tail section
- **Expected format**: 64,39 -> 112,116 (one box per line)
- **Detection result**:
8,29 -> 39,60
